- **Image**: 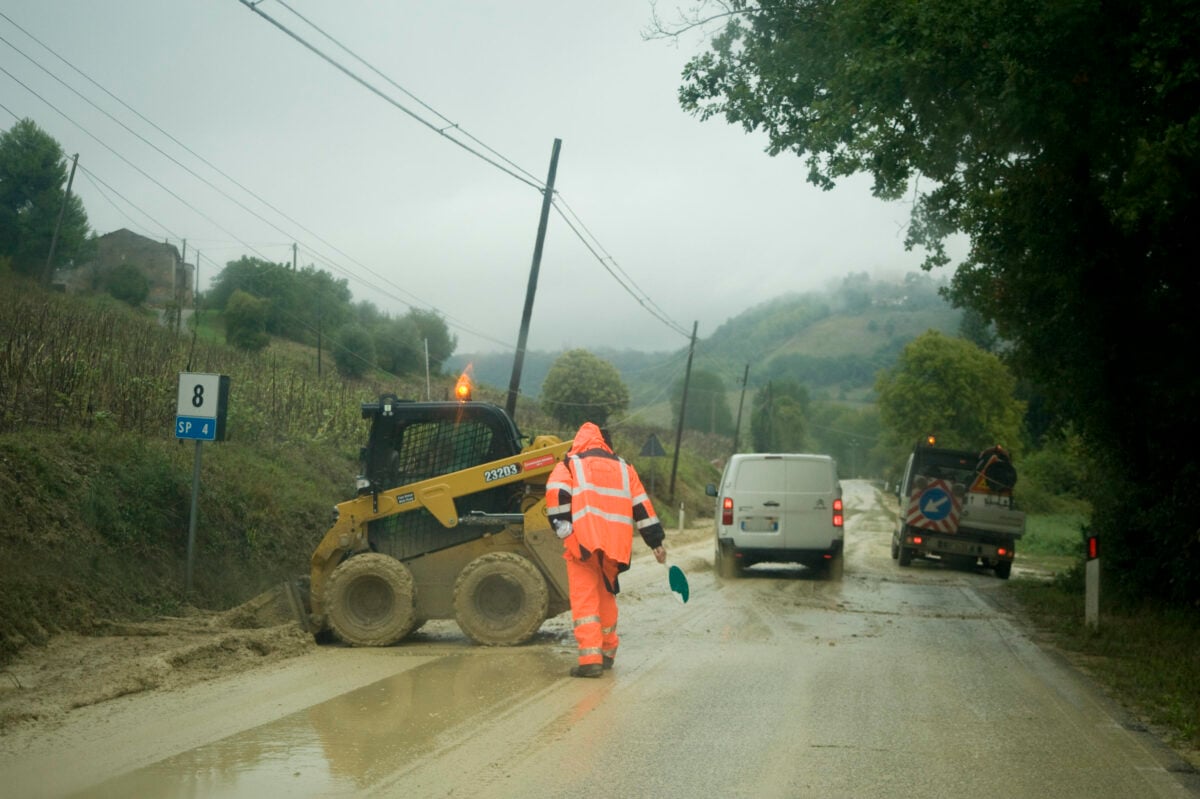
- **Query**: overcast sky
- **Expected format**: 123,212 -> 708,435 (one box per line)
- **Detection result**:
1,1 -> 946,354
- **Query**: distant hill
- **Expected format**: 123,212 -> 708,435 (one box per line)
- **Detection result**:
447,271 -> 963,418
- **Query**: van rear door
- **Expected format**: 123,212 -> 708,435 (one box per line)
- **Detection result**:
732,456 -> 786,542
782,457 -> 837,549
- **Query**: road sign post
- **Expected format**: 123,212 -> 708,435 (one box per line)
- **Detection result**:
1085,534 -> 1100,629
640,433 -> 666,496
175,373 -> 230,597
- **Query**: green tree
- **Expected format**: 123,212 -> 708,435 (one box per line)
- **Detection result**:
672,369 -> 734,435
374,315 -> 422,375
0,119 -> 91,279
333,323 -> 376,379
405,308 -> 457,374
105,262 -> 149,307
750,379 -> 810,452
540,349 -> 629,428
208,258 -> 352,345
293,266 -> 352,345
959,308 -> 997,353
875,331 -> 1025,467
224,289 -> 270,352
677,1 -> 1200,603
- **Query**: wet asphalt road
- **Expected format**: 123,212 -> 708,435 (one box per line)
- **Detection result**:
39,481 -> 1200,797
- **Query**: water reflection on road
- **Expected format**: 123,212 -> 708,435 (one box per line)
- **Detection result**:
81,650 -> 564,798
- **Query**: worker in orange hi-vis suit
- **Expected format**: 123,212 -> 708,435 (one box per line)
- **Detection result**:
546,422 -> 666,678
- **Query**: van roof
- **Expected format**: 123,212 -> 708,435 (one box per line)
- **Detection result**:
729,453 -> 834,461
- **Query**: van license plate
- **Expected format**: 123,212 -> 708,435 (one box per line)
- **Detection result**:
741,517 -> 778,533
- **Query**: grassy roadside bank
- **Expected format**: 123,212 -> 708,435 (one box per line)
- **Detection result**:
1007,513 -> 1200,763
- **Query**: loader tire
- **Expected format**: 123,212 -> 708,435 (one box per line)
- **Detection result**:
454,552 -> 549,646
325,553 -> 418,647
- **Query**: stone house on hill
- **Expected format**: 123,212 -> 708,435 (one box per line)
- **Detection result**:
63,229 -> 193,307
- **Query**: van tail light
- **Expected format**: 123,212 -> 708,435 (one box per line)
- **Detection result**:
722,497 -> 733,526
832,497 -> 844,528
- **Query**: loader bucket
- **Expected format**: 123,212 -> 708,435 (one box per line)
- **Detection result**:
284,577 -> 313,633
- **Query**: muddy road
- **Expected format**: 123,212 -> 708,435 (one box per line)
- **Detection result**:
2,481 -> 1196,797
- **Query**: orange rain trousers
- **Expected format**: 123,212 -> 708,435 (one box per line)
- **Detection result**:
565,554 -> 620,666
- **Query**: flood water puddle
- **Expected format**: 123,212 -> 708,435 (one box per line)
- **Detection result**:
75,649 -> 564,798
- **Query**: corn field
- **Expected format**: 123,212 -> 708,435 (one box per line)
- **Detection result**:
0,280 -> 410,445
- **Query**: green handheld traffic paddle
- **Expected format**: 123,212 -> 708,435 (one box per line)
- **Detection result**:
666,561 -> 689,603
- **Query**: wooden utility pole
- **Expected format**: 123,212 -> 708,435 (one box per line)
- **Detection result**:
292,242 -> 297,271
732,363 -> 750,454
506,138 -> 562,418
669,321 -> 698,503
44,153 -> 79,285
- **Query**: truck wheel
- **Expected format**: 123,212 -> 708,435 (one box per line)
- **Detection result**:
325,553 -> 418,647
995,561 -> 1012,579
890,536 -> 899,560
898,545 -> 913,567
454,552 -> 549,646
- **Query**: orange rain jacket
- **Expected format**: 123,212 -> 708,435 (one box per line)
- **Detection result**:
546,423 -> 665,594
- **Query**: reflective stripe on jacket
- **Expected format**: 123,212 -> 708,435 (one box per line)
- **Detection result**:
546,423 -> 665,572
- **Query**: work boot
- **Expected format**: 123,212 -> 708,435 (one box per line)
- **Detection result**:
602,656 -> 614,670
569,663 -> 603,678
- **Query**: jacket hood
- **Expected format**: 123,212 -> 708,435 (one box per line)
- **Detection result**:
570,422 -> 611,455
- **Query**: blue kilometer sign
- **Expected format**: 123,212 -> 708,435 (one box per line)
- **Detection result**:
175,372 -> 230,442
176,416 -> 217,441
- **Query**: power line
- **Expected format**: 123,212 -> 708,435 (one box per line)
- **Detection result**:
0,18 -> 510,348
237,0 -> 543,191
238,0 -> 691,343
551,195 -> 690,338
8,5 -> 690,352
553,194 -> 687,334
76,163 -> 176,240
271,0 -> 546,189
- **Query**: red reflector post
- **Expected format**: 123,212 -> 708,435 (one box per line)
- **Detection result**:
1087,535 -> 1100,560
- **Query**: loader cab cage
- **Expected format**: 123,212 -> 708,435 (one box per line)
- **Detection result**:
359,396 -> 526,561
361,396 -> 524,492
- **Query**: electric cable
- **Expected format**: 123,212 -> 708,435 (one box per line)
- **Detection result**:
0,26 -> 498,341
271,0 -> 545,188
238,0 -> 692,343
237,0 -> 542,191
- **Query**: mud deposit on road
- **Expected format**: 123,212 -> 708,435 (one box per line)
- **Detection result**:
0,519 -> 716,749
0,587 -> 316,736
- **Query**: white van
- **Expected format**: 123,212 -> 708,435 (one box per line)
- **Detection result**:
705,453 -> 844,579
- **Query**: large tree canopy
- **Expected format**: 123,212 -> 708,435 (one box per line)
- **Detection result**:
0,119 -> 91,279
679,0 -> 1200,603
875,331 -> 1025,463
540,349 -> 630,429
